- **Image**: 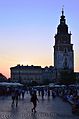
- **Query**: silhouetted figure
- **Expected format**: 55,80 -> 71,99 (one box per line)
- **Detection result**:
38,89 -> 41,96
18,89 -> 21,99
30,91 -> 38,113
52,90 -> 56,99
11,90 -> 15,106
47,89 -> 50,99
41,89 -> 44,99
15,90 -> 19,107
22,90 -> 25,99
11,89 -> 19,107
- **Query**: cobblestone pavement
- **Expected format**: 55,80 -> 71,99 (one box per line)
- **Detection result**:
0,94 -> 79,119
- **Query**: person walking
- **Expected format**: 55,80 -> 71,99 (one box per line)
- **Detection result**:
21,90 -> 25,99
30,91 -> 39,113
11,90 -> 15,107
41,89 -> 44,100
15,89 -> 19,107
11,89 -> 19,107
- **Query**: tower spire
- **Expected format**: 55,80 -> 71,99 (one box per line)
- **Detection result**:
62,5 -> 64,16
60,6 -> 66,25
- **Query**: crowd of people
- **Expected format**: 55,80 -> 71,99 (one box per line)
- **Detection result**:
29,85 -> 79,114
0,84 -> 79,114
11,88 -> 25,107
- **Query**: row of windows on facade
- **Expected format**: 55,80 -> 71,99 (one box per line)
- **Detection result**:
10,65 -> 56,83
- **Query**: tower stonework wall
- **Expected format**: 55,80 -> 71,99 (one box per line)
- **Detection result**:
54,9 -> 74,80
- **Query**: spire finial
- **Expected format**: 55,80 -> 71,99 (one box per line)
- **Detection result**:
62,5 -> 64,16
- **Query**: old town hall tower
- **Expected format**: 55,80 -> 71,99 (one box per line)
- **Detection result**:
54,9 -> 74,76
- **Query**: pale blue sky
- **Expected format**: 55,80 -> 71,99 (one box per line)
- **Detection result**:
0,0 -> 79,78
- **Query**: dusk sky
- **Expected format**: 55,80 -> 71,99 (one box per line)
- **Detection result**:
0,0 -> 79,78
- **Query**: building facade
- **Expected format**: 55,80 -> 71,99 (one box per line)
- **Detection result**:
10,65 -> 55,84
54,9 -> 74,79
10,65 -> 42,84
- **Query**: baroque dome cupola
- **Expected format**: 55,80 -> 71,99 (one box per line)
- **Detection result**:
57,8 -> 68,34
